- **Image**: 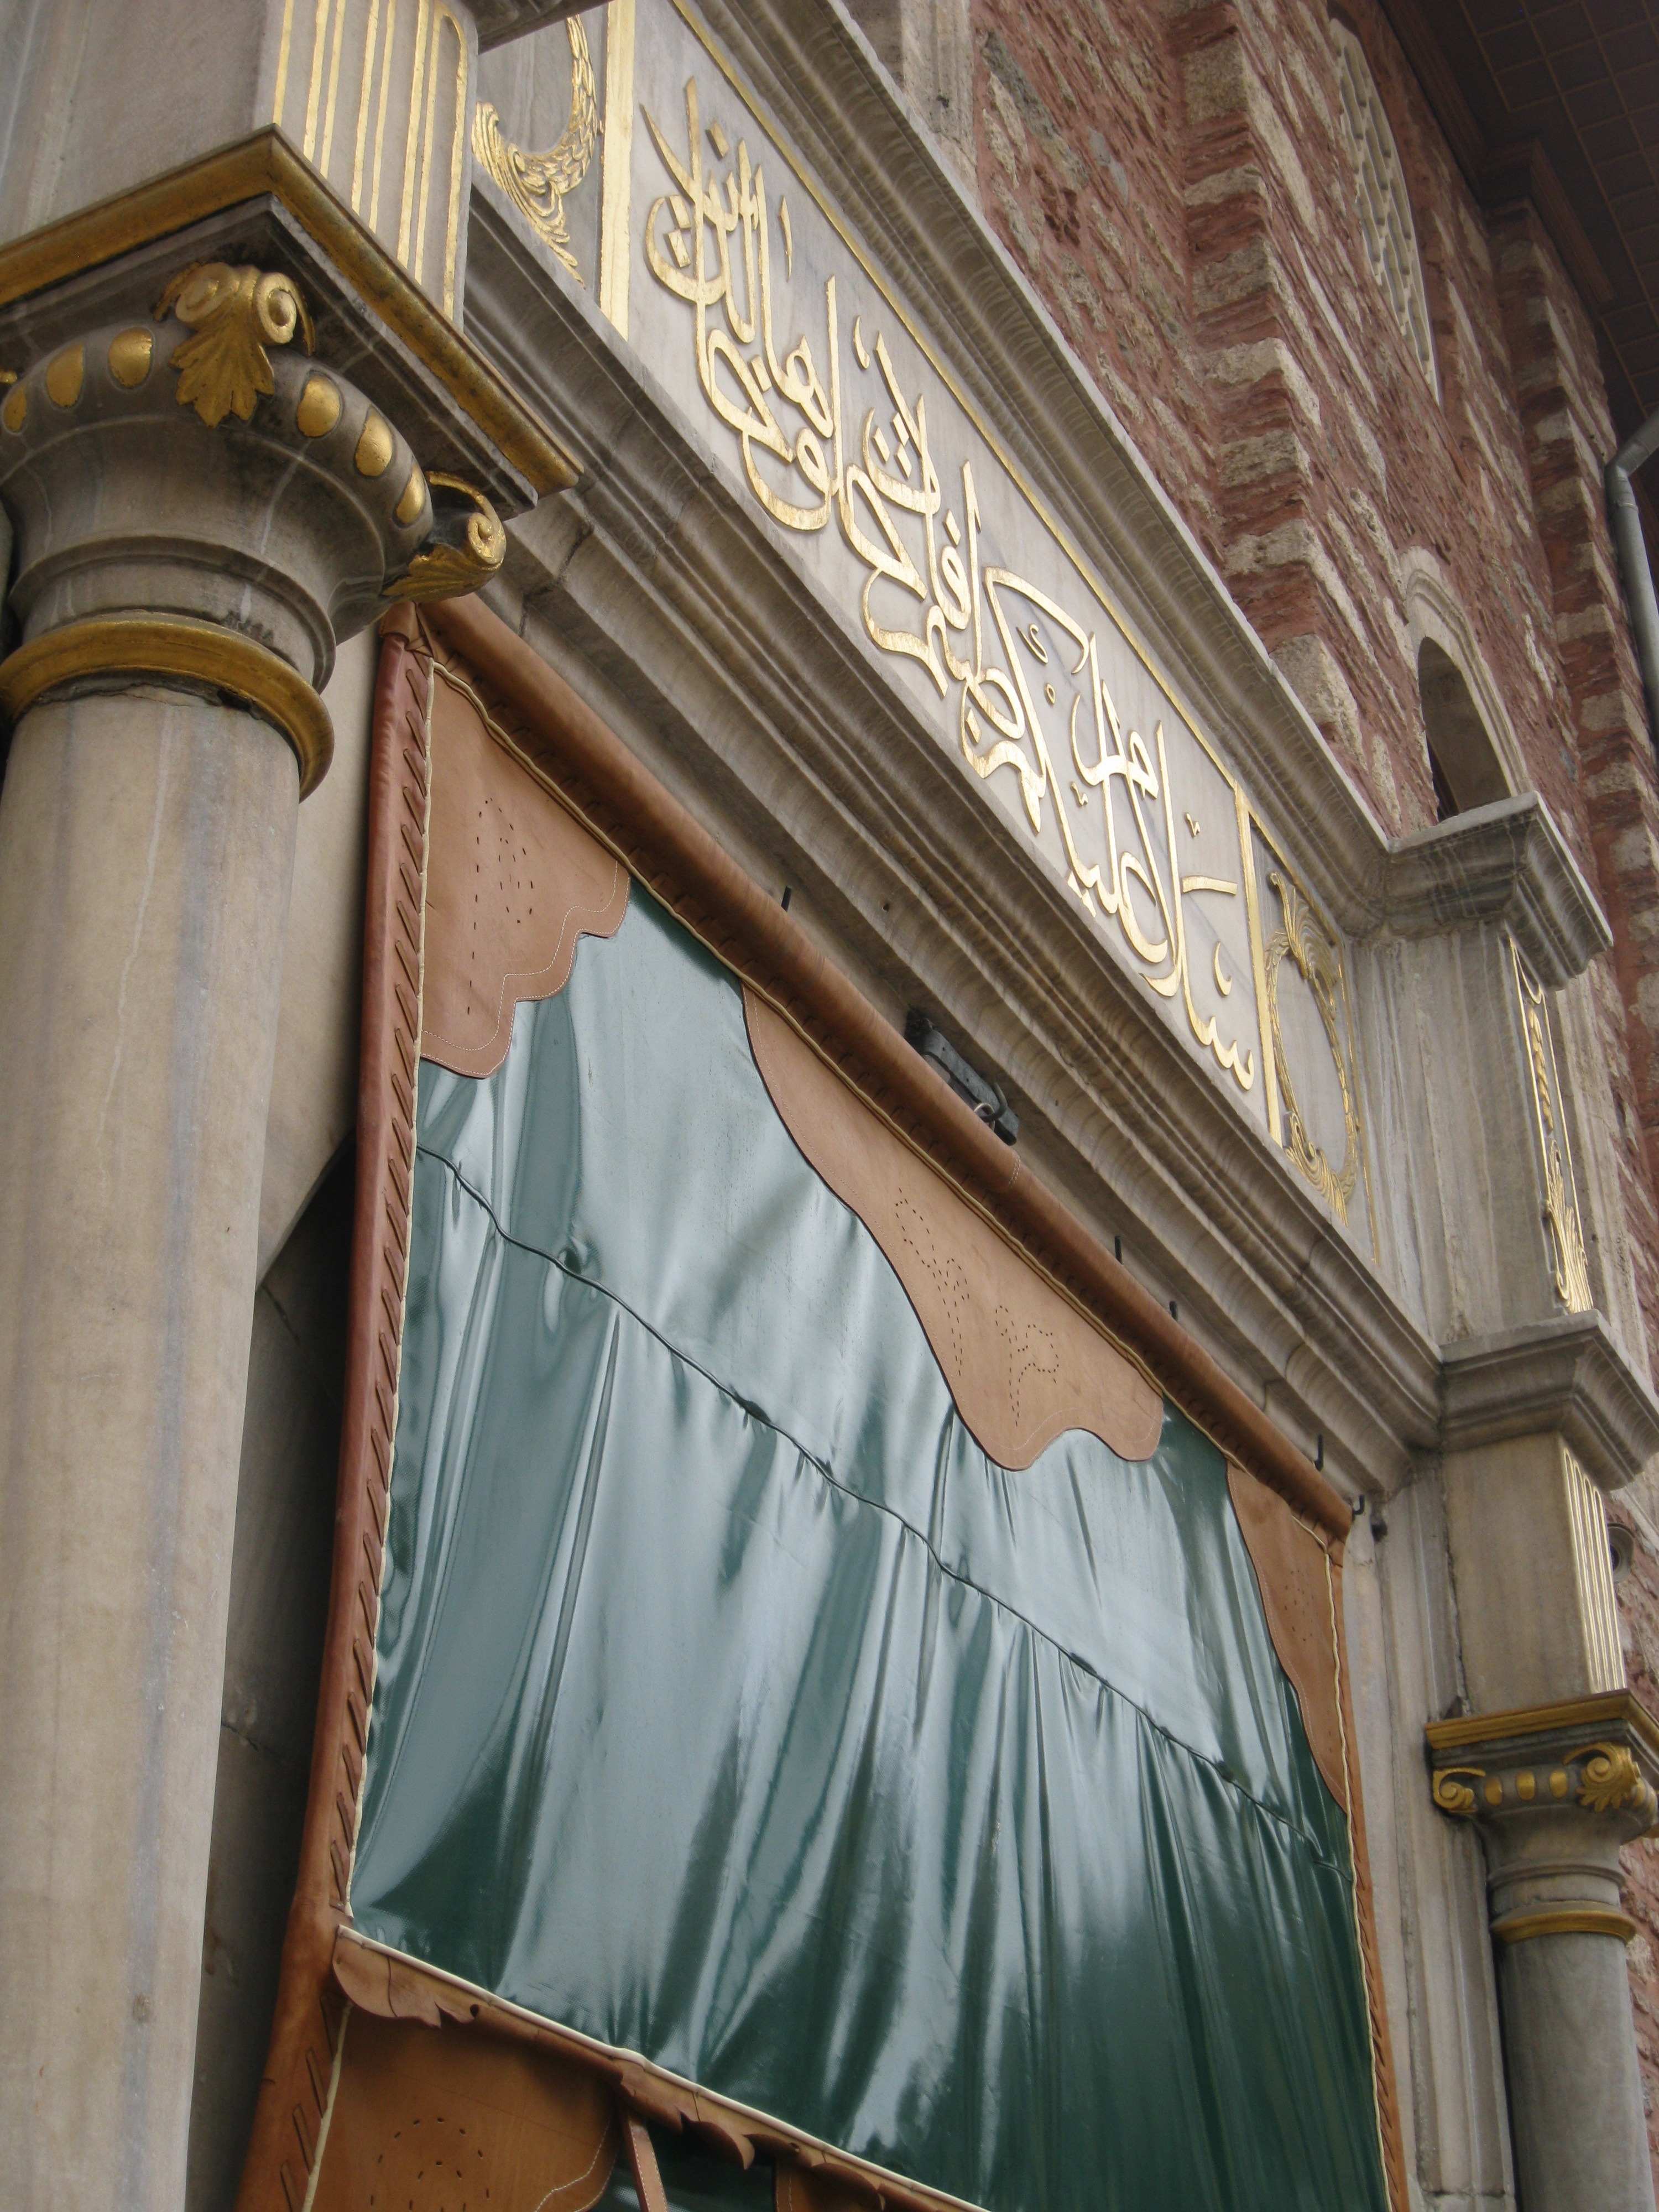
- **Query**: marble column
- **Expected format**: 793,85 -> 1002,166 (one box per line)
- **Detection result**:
1430,1698 -> 1659,2212
0,264 -> 500,2211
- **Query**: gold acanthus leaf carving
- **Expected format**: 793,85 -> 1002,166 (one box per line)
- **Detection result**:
471,17 -> 598,280
155,263 -> 315,429
384,473 -> 507,603
1578,1743 -> 1646,1816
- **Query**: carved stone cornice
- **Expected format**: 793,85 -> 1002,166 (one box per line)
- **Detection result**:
473,0 -> 589,46
0,258 -> 508,790
0,131 -> 573,505
1427,1692 -> 1659,1940
1378,794 -> 1611,987
1438,1313 -> 1659,1492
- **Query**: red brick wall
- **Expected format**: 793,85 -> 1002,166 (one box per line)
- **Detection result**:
968,0 -> 1659,2174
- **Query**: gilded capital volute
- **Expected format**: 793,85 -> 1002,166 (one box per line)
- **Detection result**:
1427,1691 -> 1659,1944
0,258 -> 507,795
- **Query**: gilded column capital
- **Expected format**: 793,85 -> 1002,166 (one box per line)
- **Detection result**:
0,259 -> 506,794
1427,1691 -> 1659,1943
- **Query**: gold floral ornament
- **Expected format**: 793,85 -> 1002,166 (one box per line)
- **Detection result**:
1578,1743 -> 1651,1818
154,263 -> 316,430
384,473 -> 506,602
471,16 -> 598,280
1264,872 -> 1361,1223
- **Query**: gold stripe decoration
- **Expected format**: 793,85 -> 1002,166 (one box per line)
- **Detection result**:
1490,1906 -> 1638,1945
155,262 -> 316,430
1426,1689 -> 1659,1758
471,15 -> 598,279
383,471 -> 505,602
598,0 -> 637,335
1564,1447 -> 1625,1694
0,614 -> 333,797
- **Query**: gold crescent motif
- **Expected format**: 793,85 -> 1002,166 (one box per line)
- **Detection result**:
471,18 -> 598,281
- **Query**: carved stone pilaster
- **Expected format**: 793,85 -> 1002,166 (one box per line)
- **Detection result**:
1428,1693 -> 1659,2212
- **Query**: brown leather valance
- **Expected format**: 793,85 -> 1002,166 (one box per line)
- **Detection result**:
422,664 -> 629,1077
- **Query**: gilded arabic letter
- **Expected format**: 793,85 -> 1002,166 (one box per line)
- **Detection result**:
704,325 -> 791,456
731,144 -> 760,347
644,192 -> 704,305
642,85 -> 697,200
1157,722 -> 1192,1008
841,458 -> 913,587
825,276 -> 845,506
755,162 -> 791,396
782,338 -> 832,435
932,603 -> 970,685
1029,715 -> 1102,892
963,663 -> 1024,745
937,542 -> 972,629
787,428 -> 833,531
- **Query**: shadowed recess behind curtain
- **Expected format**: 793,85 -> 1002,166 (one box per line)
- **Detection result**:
349,884 -> 1388,2212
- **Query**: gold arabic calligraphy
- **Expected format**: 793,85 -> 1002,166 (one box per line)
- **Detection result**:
643,77 -> 1254,1092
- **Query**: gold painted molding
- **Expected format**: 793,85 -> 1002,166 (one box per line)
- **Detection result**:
0,614 -> 333,796
1489,1905 -> 1638,1945
0,128 -> 575,495
1426,1689 -> 1659,1764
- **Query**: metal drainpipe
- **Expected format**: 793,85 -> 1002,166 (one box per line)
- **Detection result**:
1606,406 -> 1659,747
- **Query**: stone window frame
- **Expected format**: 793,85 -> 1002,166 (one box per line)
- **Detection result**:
1329,17 -> 1439,394
1402,554 -> 1526,810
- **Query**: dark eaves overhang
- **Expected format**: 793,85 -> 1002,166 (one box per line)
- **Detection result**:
1376,0 -> 1657,445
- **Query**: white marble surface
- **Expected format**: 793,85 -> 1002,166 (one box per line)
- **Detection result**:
255,625 -> 377,1278
0,693 -> 296,2212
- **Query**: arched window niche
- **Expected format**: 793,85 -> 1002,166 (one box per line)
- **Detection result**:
1402,556 -> 1525,822
1420,640 -> 1509,819
1329,15 -> 1439,394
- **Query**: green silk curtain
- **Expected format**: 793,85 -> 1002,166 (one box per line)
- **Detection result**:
351,888 -> 1387,2212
